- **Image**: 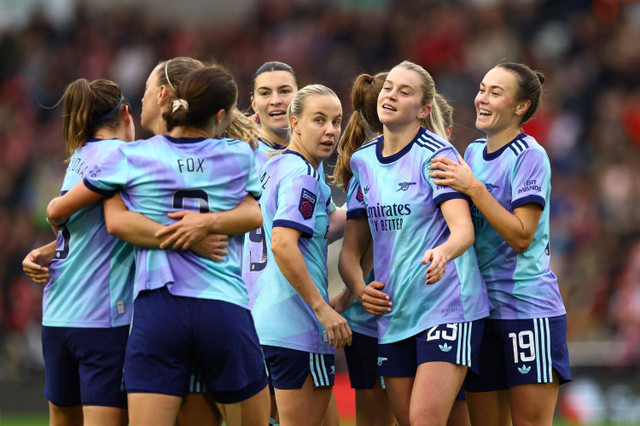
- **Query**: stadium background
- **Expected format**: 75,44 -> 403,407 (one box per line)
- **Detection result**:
0,0 -> 639,423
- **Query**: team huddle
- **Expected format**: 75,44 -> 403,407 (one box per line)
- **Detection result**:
22,57 -> 571,426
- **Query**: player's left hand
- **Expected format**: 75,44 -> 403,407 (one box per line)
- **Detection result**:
22,249 -> 50,284
428,155 -> 475,195
156,210 -> 211,250
190,234 -> 229,261
422,248 -> 447,285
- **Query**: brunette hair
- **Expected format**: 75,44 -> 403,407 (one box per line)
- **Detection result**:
163,65 -> 238,133
61,78 -> 129,158
497,61 -> 545,125
250,61 -> 299,94
332,72 -> 387,190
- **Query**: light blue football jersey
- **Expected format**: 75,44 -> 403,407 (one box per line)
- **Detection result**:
242,139 -> 284,298
348,127 -> 490,344
251,150 -> 334,354
45,138 -> 135,328
84,135 -> 260,308
243,139 -> 334,305
340,177 -> 377,338
464,133 -> 565,319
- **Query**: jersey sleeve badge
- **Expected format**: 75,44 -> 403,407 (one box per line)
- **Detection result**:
298,188 -> 317,220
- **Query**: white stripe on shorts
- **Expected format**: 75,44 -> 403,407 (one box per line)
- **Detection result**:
534,318 -> 552,383
310,354 -> 320,386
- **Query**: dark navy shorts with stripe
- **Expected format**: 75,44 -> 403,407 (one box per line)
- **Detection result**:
378,320 -> 484,378
124,287 -> 268,404
262,345 -> 335,389
465,315 -> 571,392
42,325 -> 128,408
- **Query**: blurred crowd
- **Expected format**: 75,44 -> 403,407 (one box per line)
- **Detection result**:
1,0 -> 639,383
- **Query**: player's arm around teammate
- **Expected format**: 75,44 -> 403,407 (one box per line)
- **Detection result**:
37,78 -> 135,426
58,66 -> 269,426
341,61 -> 490,426
429,62 -> 571,426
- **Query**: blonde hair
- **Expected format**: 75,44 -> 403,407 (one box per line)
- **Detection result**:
394,60 -> 446,138
287,84 -> 340,137
225,108 -> 260,146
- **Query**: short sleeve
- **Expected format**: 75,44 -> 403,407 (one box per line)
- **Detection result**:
272,174 -> 322,238
424,147 -> 469,207
245,153 -> 262,200
83,145 -> 128,197
511,148 -> 548,210
346,177 -> 367,220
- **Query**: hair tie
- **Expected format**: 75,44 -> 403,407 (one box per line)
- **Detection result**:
92,94 -> 124,124
172,99 -> 189,113
164,59 -> 175,91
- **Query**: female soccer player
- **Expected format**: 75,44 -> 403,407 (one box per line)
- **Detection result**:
429,62 -> 571,426
244,61 -> 300,302
35,78 -> 135,426
339,60 -> 490,426
333,71 -> 397,426
246,62 -> 343,426
336,74 -> 472,426
250,84 -> 351,426
47,65 -> 270,426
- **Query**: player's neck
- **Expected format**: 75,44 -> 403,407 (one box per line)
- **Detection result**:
260,126 -> 289,148
485,127 -> 522,154
381,123 -> 420,157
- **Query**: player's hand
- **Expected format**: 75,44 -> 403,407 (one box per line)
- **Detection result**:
329,288 -> 354,314
190,234 -> 229,261
22,249 -> 50,284
315,303 -> 352,349
428,155 -> 476,195
422,248 -> 447,284
361,281 -> 392,315
156,210 -> 211,250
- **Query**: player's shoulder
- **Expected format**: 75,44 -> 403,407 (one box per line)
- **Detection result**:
414,128 -> 458,159
266,150 -> 322,180
507,134 -> 549,164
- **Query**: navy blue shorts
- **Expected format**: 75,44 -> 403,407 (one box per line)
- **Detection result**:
124,287 -> 268,403
262,345 -> 335,390
378,319 -> 485,377
42,325 -> 128,408
465,316 -> 571,392
344,332 -> 383,390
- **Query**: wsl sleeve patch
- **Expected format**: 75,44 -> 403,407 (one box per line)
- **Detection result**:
298,188 -> 317,220
356,185 -> 364,202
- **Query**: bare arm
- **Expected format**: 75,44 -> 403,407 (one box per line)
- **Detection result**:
155,195 -> 262,250
103,194 -> 229,261
271,226 -> 352,348
421,198 -> 475,284
46,181 -> 103,226
429,155 -> 541,253
338,216 -> 391,315
327,207 -> 346,244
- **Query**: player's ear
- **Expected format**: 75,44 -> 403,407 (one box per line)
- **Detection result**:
291,115 -> 301,135
417,104 -> 431,120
